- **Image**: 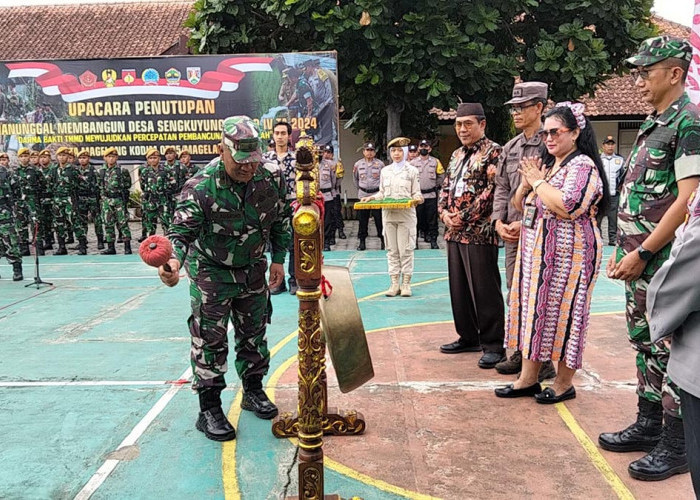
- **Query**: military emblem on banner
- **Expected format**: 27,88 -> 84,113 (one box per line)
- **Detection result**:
187,67 -> 201,85
142,68 -> 159,85
79,70 -> 97,88
102,69 -> 117,88
122,69 -> 136,85
165,67 -> 181,86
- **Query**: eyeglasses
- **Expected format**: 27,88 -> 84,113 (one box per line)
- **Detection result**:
455,120 -> 480,129
509,103 -> 538,115
538,127 -> 571,140
630,66 -> 673,83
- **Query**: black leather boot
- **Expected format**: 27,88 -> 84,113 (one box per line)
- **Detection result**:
241,376 -> 278,420
77,237 -> 87,255
628,414 -> 688,481
338,228 -> 347,239
195,388 -> 236,441
357,238 -> 366,251
21,242 -> 30,256
97,234 -> 105,250
124,239 -> 132,255
137,229 -> 147,243
43,238 -> 53,250
599,398 -> 663,452
12,262 -> 23,281
55,237 -> 68,255
101,241 -> 116,255
66,234 -> 75,244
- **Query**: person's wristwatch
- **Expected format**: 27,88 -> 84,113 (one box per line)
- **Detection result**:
637,245 -> 654,261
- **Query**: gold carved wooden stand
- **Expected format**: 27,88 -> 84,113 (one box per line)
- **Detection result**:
272,137 -> 364,500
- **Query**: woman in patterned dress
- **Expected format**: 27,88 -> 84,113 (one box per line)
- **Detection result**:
495,102 -> 609,403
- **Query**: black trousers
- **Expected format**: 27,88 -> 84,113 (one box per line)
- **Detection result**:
446,241 -> 505,353
323,199 -> 335,245
596,194 -> 619,244
416,197 -> 438,241
681,389 -> 700,497
358,208 -> 382,239
333,195 -> 344,230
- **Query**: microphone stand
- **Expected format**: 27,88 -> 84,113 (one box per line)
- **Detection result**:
25,220 -> 52,288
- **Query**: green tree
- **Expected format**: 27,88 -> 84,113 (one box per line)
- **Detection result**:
186,0 -> 654,146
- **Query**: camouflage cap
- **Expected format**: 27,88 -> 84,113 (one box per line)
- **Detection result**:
222,116 -> 262,164
103,146 -> 118,157
626,36 -> 692,67
17,147 -> 30,156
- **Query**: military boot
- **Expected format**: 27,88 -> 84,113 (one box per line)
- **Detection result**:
137,229 -> 147,243
78,237 -> 88,255
430,239 -> 440,249
12,262 -> 23,281
400,274 -> 412,297
338,228 -> 347,239
241,376 -> 278,420
66,233 -> 75,244
101,241 -> 116,255
97,234 -> 105,250
628,414 -> 688,481
357,238 -> 366,251
123,240 -> 132,255
599,398 -> 663,452
21,242 -> 30,257
36,242 -> 45,256
495,351 -> 522,375
538,360 -> 557,381
55,237 -> 68,255
385,275 -> 400,297
379,236 -> 385,250
42,238 -> 53,251
196,388 -> 236,442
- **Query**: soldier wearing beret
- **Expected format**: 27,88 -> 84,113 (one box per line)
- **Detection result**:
38,149 -> 55,250
438,103 -> 505,369
353,142 -> 384,250
99,147 -> 132,254
159,116 -> 291,441
138,147 -> 177,242
600,36 -> 700,481
0,151 -> 23,280
75,150 -> 104,252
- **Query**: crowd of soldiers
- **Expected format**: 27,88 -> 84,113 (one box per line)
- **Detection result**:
0,145 -> 202,281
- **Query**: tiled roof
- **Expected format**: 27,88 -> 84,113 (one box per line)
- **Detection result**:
432,15 -> 691,120
0,1 -> 192,60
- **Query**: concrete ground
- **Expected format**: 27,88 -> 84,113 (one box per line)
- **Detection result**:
0,220 -> 694,500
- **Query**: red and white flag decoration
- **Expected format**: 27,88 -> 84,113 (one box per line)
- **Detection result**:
5,57 -> 273,103
688,0 -> 700,104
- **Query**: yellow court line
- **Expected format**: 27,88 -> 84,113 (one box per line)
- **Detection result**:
223,390 -> 244,500
556,403 -> 636,500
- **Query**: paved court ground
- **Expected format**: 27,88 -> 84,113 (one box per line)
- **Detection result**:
0,238 -> 695,499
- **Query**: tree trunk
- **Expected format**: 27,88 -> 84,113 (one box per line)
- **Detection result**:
386,101 -> 404,143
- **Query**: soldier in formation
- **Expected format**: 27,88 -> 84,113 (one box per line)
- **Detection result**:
99,147 -> 132,255
14,147 -> 46,256
75,150 -> 104,252
139,148 -> 177,242
0,151 -> 23,280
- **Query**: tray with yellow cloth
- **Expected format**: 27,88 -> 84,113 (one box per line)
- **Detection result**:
353,197 -> 419,210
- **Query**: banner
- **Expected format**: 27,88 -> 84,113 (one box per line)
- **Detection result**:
688,0 -> 700,104
0,52 -> 338,161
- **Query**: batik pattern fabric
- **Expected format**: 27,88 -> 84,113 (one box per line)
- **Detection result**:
505,153 -> 603,369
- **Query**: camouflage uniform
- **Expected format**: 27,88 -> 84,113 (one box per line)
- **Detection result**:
180,162 -> 200,186
140,163 -> 177,234
167,117 -> 291,391
15,160 -> 46,252
38,152 -> 55,247
75,162 -> 104,245
0,161 -> 22,268
100,163 -> 132,244
165,158 -> 182,216
617,92 -> 700,417
47,158 -> 84,244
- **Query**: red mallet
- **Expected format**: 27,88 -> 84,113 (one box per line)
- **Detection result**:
139,235 -> 174,272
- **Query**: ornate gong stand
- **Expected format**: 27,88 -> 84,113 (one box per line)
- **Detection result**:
271,136 -> 365,499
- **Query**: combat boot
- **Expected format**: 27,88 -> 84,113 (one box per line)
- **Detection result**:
241,376 -> 278,420
55,237 -> 68,255
123,240 -> 132,255
21,242 -> 30,257
385,275 -> 400,297
97,234 -> 105,250
37,243 -> 44,256
196,388 -> 236,442
430,239 -> 439,249
101,241 -> 116,255
628,414 -> 688,481
78,237 -> 87,255
599,398 -> 663,452
12,262 -> 23,281
400,274 -> 412,297
357,238 -> 366,251
495,351 -> 522,374
42,238 -> 53,251
338,228 -> 347,239
66,233 -> 75,244
538,360 -> 557,381
137,229 -> 147,243
379,236 -> 385,250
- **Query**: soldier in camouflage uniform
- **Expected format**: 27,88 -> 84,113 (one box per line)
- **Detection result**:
14,147 -> 45,256
38,149 -> 55,250
138,148 -> 177,242
599,36 -> 700,481
0,151 -> 23,280
99,147 -> 132,255
47,147 -> 84,255
179,149 -> 200,185
159,116 -> 291,442
75,150 -> 104,253
63,149 -> 78,245
164,146 -> 182,214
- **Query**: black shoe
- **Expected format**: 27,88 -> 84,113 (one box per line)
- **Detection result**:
12,262 -> 23,281
66,235 -> 75,244
269,282 -> 287,295
241,389 -> 279,420
289,282 -> 298,295
329,237 -> 336,245
357,239 -> 366,251
628,415 -> 688,481
495,382 -> 542,398
124,240 -> 132,255
78,238 -> 87,255
55,238 -> 68,255
195,407 -> 237,441
101,242 -> 117,255
430,240 -> 439,249
137,234 -> 148,243
21,242 -> 30,256
324,243 -> 331,251
379,236 -> 385,250
97,235 -> 105,250
42,240 -> 53,251
599,398 -> 663,452
440,340 -> 481,354
478,351 -> 507,369
37,244 -> 45,256
338,229 -> 347,239
534,386 -> 576,404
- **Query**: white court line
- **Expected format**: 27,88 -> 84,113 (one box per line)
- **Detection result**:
73,367 -> 192,500
0,380 -> 183,387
